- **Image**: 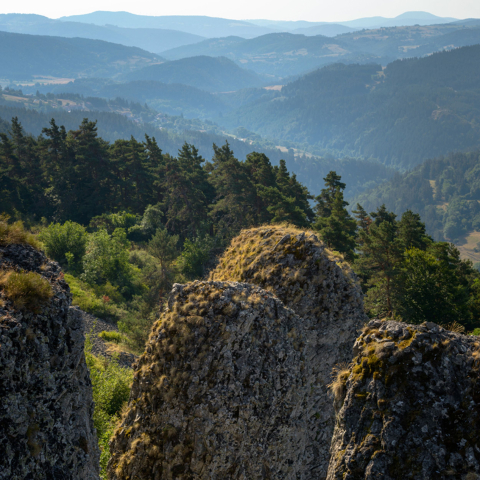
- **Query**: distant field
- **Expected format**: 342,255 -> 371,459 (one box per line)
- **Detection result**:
456,231 -> 480,263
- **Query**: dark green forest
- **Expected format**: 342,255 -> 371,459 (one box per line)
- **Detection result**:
0,103 -> 394,197
353,150 -> 480,242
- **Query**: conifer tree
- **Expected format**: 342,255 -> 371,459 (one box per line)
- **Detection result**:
315,187 -> 357,261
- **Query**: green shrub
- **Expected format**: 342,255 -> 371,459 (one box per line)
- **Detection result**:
470,328 -> 480,336
85,335 -> 133,479
0,214 -> 40,249
0,270 -> 53,312
39,221 -> 87,272
98,331 -> 126,344
82,229 -> 132,286
177,235 -> 214,279
64,274 -> 126,320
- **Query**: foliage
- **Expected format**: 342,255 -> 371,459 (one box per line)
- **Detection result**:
39,221 -> 87,272
314,172 -> 356,261
177,236 -> 215,280
0,270 -> 53,312
353,203 -> 480,329
98,330 -> 127,344
85,335 -> 133,479
82,229 -> 135,292
354,150 -> 480,242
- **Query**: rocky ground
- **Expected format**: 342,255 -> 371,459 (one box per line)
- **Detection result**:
77,307 -> 138,368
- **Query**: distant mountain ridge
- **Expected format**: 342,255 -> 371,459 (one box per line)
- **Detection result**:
0,14 -> 205,53
0,30 -> 163,80
59,12 -> 274,39
60,11 -> 460,39
161,22 -> 480,78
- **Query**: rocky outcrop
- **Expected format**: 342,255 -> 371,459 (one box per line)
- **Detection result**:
327,319 -> 480,480
210,225 -> 368,476
0,243 -> 100,480
108,281 -> 324,479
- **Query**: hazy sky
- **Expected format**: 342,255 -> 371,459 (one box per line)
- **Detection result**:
2,0 -> 480,22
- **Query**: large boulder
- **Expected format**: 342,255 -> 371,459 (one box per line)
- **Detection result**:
0,243 -> 99,480
327,319 -> 480,480
108,281 -> 322,479
210,225 -> 367,476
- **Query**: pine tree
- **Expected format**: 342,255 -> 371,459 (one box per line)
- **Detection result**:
315,188 -> 357,261
208,143 -> 256,236
354,205 -> 401,318
314,171 -> 347,218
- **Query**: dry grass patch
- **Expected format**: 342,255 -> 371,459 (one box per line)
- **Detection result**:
0,270 -> 53,312
0,214 -> 40,249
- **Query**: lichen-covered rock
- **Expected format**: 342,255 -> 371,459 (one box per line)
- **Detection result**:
327,319 -> 480,480
108,281 -> 322,479
210,225 -> 367,476
0,243 -> 100,480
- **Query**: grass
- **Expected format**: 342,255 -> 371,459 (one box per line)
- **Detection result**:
99,330 -> 126,344
0,270 -> 53,312
64,274 -> 126,320
0,214 -> 40,249
85,333 -> 133,479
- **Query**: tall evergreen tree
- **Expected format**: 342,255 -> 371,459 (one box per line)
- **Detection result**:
315,187 -> 357,261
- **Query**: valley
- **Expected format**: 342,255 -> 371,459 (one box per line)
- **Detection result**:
2,7 -> 480,480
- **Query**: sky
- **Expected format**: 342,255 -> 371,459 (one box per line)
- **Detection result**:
2,0 -> 480,22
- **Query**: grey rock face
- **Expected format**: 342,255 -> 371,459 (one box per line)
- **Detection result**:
327,319 -> 480,480
0,244 -> 100,480
210,225 -> 368,477
108,281 -> 323,480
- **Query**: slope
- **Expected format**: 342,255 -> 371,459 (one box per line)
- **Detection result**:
219,45 -> 480,170
161,33 -> 370,77
0,31 -> 163,80
352,150 -> 480,247
124,56 -> 264,92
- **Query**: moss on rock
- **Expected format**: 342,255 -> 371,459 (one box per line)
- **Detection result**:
327,319 -> 480,480
108,281 -> 321,479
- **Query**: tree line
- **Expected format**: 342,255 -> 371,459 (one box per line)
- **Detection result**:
2,115 -> 479,334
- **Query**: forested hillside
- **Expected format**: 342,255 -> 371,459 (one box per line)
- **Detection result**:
221,46 -> 480,169
0,31 -> 163,80
353,150 -> 480,247
162,24 -> 480,77
124,56 -> 264,92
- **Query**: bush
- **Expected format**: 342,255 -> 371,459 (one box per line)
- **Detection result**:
0,270 -> 53,312
39,221 -> 87,272
85,335 -> 133,479
98,331 -> 126,344
82,229 -> 132,286
177,235 -> 214,279
64,274 -> 126,321
0,214 -> 39,249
